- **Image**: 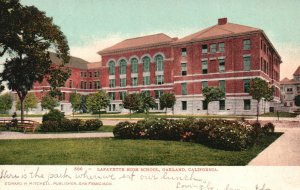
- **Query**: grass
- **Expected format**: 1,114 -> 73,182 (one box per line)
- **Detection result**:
72,113 -> 251,119
0,133 -> 281,165
260,112 -> 298,118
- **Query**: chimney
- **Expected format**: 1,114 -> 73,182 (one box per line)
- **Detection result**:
218,18 -> 227,25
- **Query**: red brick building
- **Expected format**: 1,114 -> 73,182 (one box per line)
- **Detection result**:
32,18 -> 281,115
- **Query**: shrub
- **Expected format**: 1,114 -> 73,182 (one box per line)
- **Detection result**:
40,117 -> 102,132
251,122 -> 262,138
83,119 -> 103,131
262,122 -> 275,135
113,118 -> 260,151
40,120 -> 60,132
42,109 -> 65,123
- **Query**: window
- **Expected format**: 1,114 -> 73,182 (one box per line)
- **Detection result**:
131,77 -> 138,86
243,56 -> 251,71
219,42 -> 225,52
202,60 -> 208,74
182,101 -> 187,110
287,88 -> 293,93
202,81 -> 208,89
218,59 -> 225,72
89,72 -> 92,77
61,104 -> 64,111
142,57 -> 150,72
181,48 -> 187,56
60,92 -> 66,101
156,75 -> 164,85
120,78 -> 126,87
181,63 -> 187,76
80,81 -> 84,89
89,82 -> 93,89
131,58 -> 138,73
84,82 -> 87,89
202,44 -> 208,53
119,92 -> 126,101
244,79 -> 250,93
94,81 -> 100,89
69,80 -> 73,88
244,99 -> 251,110
181,83 -> 187,95
243,39 -> 251,50
120,59 -> 127,75
155,55 -> 164,71
109,92 -> 115,100
210,44 -> 216,53
155,90 -> 163,99
219,100 -> 225,110
219,80 -> 225,92
202,100 -> 208,110
109,79 -> 115,88
80,72 -> 84,77
109,61 -> 115,75
143,76 -> 150,85
94,71 -> 99,77
119,104 -> 124,110
84,72 -> 87,78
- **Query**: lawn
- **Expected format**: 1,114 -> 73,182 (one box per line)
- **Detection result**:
260,112 -> 298,118
0,133 -> 281,165
72,113 -> 251,120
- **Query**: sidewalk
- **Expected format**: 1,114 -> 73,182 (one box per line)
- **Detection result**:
248,127 -> 300,166
0,131 -> 114,140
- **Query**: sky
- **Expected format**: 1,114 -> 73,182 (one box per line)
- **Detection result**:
2,0 -> 300,80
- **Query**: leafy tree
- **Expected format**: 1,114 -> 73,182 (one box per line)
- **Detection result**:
202,87 -> 225,115
249,78 -> 274,121
295,95 -> 300,107
159,93 -> 176,114
41,94 -> 59,111
16,92 -> 38,113
0,0 -> 70,121
0,93 -> 13,114
123,93 -> 142,119
86,90 -> 110,118
139,92 -> 156,114
70,92 -> 81,116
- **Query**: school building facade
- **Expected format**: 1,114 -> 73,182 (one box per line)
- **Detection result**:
32,18 -> 281,115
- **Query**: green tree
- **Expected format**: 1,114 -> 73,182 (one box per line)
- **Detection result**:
295,95 -> 300,107
159,93 -> 176,114
86,90 -> 110,118
249,78 -> 274,121
0,0 -> 70,121
202,87 -> 225,115
0,93 -> 13,114
41,94 -> 59,111
123,93 -> 142,119
139,92 -> 156,115
70,92 -> 81,116
16,92 -> 38,113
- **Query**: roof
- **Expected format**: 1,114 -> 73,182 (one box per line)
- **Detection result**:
98,33 -> 175,54
175,22 -> 261,44
87,62 -> 102,69
293,66 -> 300,76
49,52 -> 101,70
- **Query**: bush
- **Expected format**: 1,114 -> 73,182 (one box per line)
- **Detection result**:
113,118 -> 260,151
40,117 -> 102,132
262,122 -> 275,135
83,119 -> 103,131
42,109 -> 65,123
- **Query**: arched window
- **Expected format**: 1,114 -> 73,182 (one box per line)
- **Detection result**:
108,61 -> 115,75
120,59 -> 127,75
142,56 -> 150,72
155,55 -> 164,71
131,58 -> 138,73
